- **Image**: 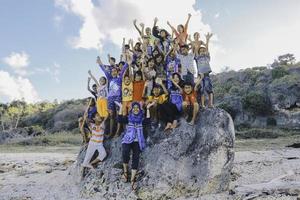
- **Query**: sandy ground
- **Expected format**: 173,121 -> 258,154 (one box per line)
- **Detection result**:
0,138 -> 300,200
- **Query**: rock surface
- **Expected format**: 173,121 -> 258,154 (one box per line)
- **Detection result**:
75,108 -> 235,200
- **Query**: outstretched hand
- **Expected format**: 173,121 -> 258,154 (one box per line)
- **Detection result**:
206,33 -> 213,39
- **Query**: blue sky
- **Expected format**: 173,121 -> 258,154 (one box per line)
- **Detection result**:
0,0 -> 299,103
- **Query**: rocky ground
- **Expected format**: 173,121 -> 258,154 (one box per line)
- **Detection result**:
0,139 -> 300,200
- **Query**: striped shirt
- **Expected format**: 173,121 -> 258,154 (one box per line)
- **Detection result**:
90,123 -> 105,143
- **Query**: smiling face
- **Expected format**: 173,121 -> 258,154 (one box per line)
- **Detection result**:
194,32 -> 200,41
160,30 -> 166,38
184,85 -> 193,94
132,104 -> 140,115
99,77 -> 106,85
111,68 -> 118,77
172,73 -> 180,84
148,59 -> 155,69
181,46 -> 189,55
134,73 -> 142,81
153,87 -> 161,97
177,24 -> 184,33
93,113 -> 103,124
124,76 -> 131,85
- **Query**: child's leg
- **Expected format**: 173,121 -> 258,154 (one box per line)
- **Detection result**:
131,142 -> 140,190
182,101 -> 188,119
201,95 -> 205,108
82,142 -> 96,168
208,93 -> 214,107
122,143 -> 130,182
190,102 -> 199,125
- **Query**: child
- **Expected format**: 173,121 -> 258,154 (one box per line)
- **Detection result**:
117,101 -> 153,190
177,44 -> 196,84
97,56 -> 128,137
167,13 -> 192,46
143,58 -> 156,97
147,78 -> 179,131
195,33 -> 214,108
182,79 -> 201,125
81,113 -> 107,170
87,97 -> 97,121
78,116 -> 91,144
167,73 -> 184,129
88,70 -> 109,118
122,73 -> 133,116
188,32 -> 205,54
132,70 -> 146,104
165,48 -> 181,89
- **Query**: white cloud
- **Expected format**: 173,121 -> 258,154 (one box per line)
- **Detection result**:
55,0 -> 214,51
3,52 -> 30,75
0,70 -> 40,103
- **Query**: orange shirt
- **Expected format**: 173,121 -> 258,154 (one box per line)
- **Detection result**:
133,81 -> 145,102
183,91 -> 197,105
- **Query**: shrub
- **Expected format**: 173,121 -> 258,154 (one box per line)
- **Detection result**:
271,67 -> 289,80
267,117 -> 277,126
218,103 -> 238,120
242,92 -> 272,115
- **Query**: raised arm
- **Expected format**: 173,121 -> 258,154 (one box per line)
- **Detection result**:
120,62 -> 129,78
133,19 -> 142,36
87,77 -> 93,93
156,78 -> 169,95
88,70 -> 100,87
171,78 -> 183,93
167,21 -> 178,35
205,33 -> 213,50
184,13 -> 192,32
97,57 -> 112,80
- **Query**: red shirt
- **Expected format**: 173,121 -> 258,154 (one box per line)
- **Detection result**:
133,81 -> 145,102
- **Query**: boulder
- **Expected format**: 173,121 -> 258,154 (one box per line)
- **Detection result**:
74,108 -> 235,200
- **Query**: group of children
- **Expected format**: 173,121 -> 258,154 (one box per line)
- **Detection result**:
79,14 -> 214,191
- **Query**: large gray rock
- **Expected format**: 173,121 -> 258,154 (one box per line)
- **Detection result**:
75,108 -> 235,199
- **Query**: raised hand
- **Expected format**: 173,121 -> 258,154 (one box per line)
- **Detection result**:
88,70 -> 92,75
206,33 -> 213,39
154,17 -> 158,23
140,23 -> 144,28
133,19 -> 137,24
188,13 -> 192,18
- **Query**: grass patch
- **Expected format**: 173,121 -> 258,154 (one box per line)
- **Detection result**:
5,131 -> 82,147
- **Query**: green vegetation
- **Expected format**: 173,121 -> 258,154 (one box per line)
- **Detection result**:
271,66 -> 289,80
242,92 -> 272,115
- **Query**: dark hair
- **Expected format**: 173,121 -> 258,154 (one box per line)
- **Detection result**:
125,44 -> 130,49
160,29 -> 170,38
178,24 -> 184,30
89,97 -> 96,106
92,84 -> 97,88
110,57 -> 116,63
100,76 -> 107,84
118,61 -> 126,66
134,71 -> 143,80
184,81 -> 193,87
180,44 -> 189,49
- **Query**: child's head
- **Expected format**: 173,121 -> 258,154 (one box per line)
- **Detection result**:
152,48 -> 159,57
134,42 -> 141,51
152,85 -> 161,97
183,82 -> 193,94
147,58 -> 155,69
109,57 -> 116,66
111,67 -> 119,77
198,46 -> 207,55
177,24 -> 184,33
99,76 -> 107,86
131,102 -> 142,115
154,38 -> 160,46
172,73 -> 182,84
92,84 -> 97,92
169,49 -> 176,58
145,27 -> 151,35
143,36 -> 150,45
124,75 -> 131,85
124,44 -> 130,52
180,45 -> 189,55
193,32 -> 200,41
160,29 -> 169,39
93,113 -> 104,124
118,61 -> 126,69
155,54 -> 163,64
134,71 -> 143,81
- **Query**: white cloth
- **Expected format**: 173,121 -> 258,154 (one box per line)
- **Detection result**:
177,53 -> 196,75
82,142 -> 107,165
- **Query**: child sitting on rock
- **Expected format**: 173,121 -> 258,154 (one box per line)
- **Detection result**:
81,113 -> 107,170
182,79 -> 201,125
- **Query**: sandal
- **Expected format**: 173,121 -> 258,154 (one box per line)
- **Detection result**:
121,172 -> 128,183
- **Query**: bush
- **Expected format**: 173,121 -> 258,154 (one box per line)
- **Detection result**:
242,92 -> 272,115
271,67 -> 289,80
267,117 -> 277,126
218,103 -> 238,120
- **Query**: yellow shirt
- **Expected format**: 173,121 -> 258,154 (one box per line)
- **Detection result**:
148,94 -> 167,104
122,82 -> 133,102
